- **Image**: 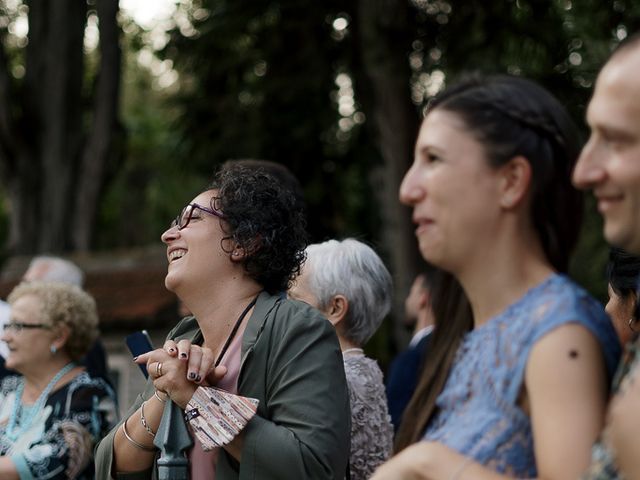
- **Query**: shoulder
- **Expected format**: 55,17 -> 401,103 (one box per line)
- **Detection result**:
345,356 -> 385,392
263,295 -> 333,334
60,372 -> 117,407
536,275 -> 604,320
524,275 -> 620,375
515,275 -> 613,348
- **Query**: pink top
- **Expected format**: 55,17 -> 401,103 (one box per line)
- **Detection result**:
188,321 -> 247,480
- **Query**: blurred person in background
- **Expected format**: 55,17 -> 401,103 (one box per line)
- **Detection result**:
572,32 -> 640,480
0,301 -> 10,378
289,237 -> 394,480
0,255 -> 110,385
385,273 -> 435,432
604,247 -> 640,346
0,281 -> 117,479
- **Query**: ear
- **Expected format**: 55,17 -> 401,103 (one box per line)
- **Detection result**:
418,289 -> 430,310
230,246 -> 247,262
51,323 -> 71,352
498,156 -> 532,209
230,237 -> 262,263
325,295 -> 349,327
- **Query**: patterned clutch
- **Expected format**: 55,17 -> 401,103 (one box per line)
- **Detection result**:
185,386 -> 259,451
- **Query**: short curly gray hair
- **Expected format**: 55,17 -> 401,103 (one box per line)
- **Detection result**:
304,239 -> 393,346
8,281 -> 99,361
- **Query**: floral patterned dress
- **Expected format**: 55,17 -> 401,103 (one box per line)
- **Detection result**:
0,372 -> 118,479
343,351 -> 394,480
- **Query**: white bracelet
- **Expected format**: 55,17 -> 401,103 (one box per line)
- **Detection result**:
449,457 -> 473,480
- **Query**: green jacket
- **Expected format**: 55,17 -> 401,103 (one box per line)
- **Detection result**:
95,291 -> 351,479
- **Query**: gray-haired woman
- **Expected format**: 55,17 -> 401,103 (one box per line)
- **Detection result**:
289,238 -> 394,480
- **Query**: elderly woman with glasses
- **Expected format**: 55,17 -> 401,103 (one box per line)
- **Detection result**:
95,164 -> 351,479
0,281 -> 118,479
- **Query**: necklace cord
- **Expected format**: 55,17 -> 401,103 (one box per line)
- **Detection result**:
214,295 -> 259,367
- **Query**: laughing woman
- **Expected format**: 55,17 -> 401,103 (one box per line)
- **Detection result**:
372,75 -> 620,480
95,164 -> 350,479
0,282 -> 117,479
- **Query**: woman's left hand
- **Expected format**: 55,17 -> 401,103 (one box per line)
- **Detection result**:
162,339 -> 227,386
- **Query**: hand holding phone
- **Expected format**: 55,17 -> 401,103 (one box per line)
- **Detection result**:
125,330 -> 154,378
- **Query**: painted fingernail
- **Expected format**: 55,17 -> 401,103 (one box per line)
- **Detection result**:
168,348 -> 175,353
188,372 -> 196,380
132,356 -> 138,361
180,352 -> 188,359
195,375 -> 202,383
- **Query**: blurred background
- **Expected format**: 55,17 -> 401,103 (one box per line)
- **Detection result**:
0,0 -> 638,409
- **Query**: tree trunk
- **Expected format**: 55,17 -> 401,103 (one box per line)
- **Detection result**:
356,0 -> 422,347
72,0 -> 122,251
0,0 -> 121,254
37,0 -> 87,252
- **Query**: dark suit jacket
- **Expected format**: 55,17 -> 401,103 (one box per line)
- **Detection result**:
385,332 -> 432,432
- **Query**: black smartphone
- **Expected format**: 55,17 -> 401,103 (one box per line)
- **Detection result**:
125,330 -> 154,378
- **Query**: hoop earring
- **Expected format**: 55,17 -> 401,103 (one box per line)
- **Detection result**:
628,318 -> 637,333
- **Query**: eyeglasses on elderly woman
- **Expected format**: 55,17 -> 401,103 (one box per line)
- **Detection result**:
3,322 -> 52,333
170,202 -> 225,230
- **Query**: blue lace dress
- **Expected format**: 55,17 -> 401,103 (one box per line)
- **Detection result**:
422,274 -> 621,478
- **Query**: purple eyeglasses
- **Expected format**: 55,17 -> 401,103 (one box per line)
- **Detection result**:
170,202 -> 225,230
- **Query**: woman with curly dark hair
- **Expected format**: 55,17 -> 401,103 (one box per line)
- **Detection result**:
95,164 -> 351,479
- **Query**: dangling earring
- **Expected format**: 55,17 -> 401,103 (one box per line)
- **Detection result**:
628,318 -> 637,333
50,345 -> 57,355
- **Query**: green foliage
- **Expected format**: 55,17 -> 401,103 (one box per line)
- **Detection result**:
158,0 -> 380,243
94,18 -> 209,249
406,0 -> 640,297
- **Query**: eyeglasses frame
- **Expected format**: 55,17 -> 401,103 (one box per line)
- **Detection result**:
3,322 -> 53,333
171,202 -> 225,230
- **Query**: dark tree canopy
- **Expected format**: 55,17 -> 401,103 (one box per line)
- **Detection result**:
0,0 -> 638,342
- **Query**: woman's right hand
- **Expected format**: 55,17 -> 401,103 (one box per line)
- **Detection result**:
135,342 -> 227,408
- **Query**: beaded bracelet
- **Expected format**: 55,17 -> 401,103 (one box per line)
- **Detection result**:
139,401 -> 156,437
121,416 -> 156,452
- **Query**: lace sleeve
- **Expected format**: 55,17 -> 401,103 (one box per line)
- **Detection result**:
344,356 -> 394,480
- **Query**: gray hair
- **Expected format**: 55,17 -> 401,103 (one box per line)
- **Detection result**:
304,238 -> 392,346
25,256 -> 84,287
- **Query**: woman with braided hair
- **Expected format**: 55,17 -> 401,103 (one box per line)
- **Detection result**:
371,74 -> 621,479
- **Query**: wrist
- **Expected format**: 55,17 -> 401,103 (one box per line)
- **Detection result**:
153,389 -> 169,403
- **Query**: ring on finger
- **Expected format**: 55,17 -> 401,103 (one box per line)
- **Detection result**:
156,362 -> 163,377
